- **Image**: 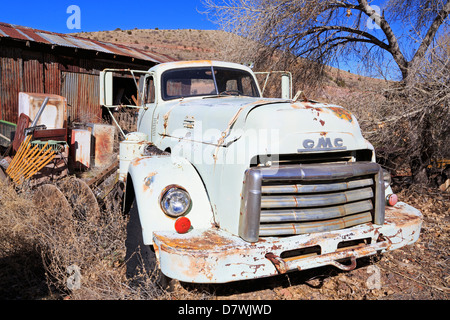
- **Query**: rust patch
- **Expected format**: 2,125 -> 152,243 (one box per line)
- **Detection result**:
290,103 -> 303,109
89,124 -> 116,167
131,157 -> 145,167
143,171 -> 157,193
265,252 -> 288,274
163,114 -> 169,131
291,102 -> 323,113
157,229 -> 239,254
384,206 -> 422,227
170,60 -> 213,67
312,117 -> 326,126
328,107 -> 353,123
185,255 -> 215,281
305,105 -> 323,112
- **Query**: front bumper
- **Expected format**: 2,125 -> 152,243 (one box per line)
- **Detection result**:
153,202 -> 422,283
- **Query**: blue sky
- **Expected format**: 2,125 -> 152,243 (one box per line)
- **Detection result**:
0,0 -> 217,33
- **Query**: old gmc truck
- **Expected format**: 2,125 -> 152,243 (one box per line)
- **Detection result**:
100,60 -> 423,284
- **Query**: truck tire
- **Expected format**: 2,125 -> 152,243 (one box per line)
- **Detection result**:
124,197 -> 180,291
125,198 -> 157,281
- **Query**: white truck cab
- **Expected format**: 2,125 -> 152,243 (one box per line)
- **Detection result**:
100,60 -> 422,284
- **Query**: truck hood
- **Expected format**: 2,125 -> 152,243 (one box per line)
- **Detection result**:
161,96 -> 275,144
161,96 -> 365,149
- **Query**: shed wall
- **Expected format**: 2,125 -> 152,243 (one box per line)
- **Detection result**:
0,44 -> 154,125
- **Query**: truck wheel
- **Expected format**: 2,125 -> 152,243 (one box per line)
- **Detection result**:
59,177 -> 100,224
125,199 -> 158,282
124,198 -> 181,291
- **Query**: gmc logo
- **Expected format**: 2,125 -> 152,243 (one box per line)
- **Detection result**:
299,137 -> 347,152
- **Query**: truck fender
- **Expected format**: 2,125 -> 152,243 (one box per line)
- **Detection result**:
125,155 -> 215,245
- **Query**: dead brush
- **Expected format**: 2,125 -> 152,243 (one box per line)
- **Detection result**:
0,181 -> 45,299
0,179 -> 206,300
29,181 -> 168,300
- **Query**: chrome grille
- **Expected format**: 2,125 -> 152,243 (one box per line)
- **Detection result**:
239,162 -> 385,242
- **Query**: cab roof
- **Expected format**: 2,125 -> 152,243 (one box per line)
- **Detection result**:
149,60 -> 255,75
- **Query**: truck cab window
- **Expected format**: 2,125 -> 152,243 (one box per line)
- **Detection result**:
214,67 -> 259,97
161,67 -> 260,100
162,68 -> 216,100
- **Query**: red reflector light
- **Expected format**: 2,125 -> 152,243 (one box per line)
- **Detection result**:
175,217 -> 191,234
386,194 -> 398,206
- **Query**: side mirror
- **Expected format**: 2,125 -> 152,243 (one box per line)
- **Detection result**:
281,73 -> 292,100
100,71 -> 113,106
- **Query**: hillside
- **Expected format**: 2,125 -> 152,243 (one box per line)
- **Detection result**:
72,28 -> 239,61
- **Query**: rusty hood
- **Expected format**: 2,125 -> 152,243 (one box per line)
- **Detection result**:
241,99 -> 370,154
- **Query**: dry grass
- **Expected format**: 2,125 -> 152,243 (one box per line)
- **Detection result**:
0,182 -> 47,299
0,179 -> 208,300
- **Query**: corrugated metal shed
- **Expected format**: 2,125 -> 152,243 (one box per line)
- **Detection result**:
0,22 -> 173,64
0,22 -> 175,126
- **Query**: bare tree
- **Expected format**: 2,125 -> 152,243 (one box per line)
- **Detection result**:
375,31 -> 450,184
202,0 -> 449,81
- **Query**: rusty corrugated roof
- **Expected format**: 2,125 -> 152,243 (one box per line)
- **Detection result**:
0,22 -> 174,63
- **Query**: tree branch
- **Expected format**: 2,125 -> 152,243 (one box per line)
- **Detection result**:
297,35 -> 383,57
297,25 -> 390,51
411,0 -> 450,68
358,0 -> 409,77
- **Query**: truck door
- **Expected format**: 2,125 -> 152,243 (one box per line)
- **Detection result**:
137,74 -> 158,142
100,69 -> 154,139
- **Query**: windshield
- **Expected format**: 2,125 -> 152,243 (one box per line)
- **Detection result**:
161,66 -> 260,100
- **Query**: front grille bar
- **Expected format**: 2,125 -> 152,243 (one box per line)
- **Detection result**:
259,211 -> 373,236
239,162 -> 385,243
261,187 -> 374,208
260,199 -> 374,223
261,178 -> 374,194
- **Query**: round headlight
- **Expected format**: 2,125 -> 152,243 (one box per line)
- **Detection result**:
382,169 -> 392,189
160,186 -> 191,217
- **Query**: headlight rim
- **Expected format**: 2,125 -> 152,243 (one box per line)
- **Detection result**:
382,168 -> 392,190
159,184 -> 192,218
